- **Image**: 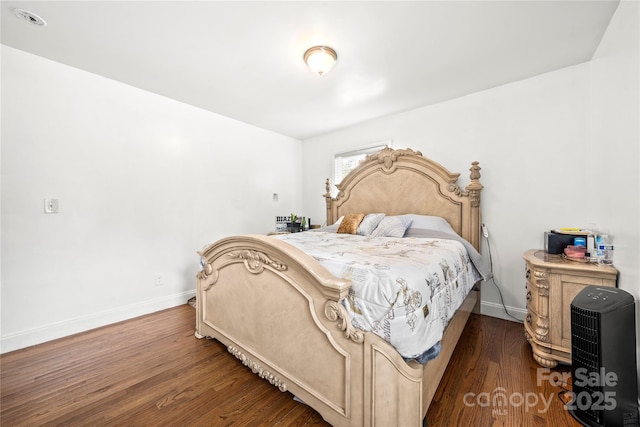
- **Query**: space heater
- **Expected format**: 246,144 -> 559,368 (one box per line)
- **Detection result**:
570,286 -> 639,427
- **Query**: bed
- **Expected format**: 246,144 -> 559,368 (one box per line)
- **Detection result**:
195,147 -> 485,426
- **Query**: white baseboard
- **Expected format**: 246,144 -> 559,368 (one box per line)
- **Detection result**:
0,290 -> 196,354
480,300 -> 527,323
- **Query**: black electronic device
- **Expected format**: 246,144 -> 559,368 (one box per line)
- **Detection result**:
569,286 -> 639,426
545,231 -> 584,254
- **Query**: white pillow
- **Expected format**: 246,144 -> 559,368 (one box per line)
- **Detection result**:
400,214 -> 457,235
313,216 -> 344,233
356,213 -> 385,236
370,216 -> 413,238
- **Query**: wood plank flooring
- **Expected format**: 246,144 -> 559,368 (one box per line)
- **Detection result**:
1,304 -> 581,426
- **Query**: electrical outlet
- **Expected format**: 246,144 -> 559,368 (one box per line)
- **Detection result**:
482,224 -> 489,238
154,274 -> 163,286
44,198 -> 59,214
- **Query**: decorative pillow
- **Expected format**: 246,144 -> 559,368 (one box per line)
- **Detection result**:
337,213 -> 365,234
400,214 -> 457,235
356,213 -> 385,236
370,215 -> 413,238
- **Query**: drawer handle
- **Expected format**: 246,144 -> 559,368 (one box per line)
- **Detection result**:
526,291 -> 531,302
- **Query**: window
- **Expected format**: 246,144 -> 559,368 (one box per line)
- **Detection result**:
332,142 -> 390,194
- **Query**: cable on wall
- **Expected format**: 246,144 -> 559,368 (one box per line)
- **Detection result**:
482,224 -> 523,323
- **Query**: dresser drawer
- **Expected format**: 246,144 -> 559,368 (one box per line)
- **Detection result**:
525,264 -> 548,314
525,306 -> 549,343
525,280 -> 537,313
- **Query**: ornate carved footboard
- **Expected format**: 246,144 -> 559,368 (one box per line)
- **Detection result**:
196,234 -> 427,426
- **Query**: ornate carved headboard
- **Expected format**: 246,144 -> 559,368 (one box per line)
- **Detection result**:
323,147 -> 484,250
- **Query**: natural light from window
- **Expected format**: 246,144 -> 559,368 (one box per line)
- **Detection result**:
332,143 -> 390,195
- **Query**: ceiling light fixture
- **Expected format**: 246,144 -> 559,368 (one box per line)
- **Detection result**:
14,8 -> 47,27
304,46 -> 337,76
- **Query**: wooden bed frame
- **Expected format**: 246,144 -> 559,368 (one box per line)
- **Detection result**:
195,147 -> 484,426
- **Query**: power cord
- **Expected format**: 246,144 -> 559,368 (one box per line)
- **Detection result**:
482,223 -> 523,323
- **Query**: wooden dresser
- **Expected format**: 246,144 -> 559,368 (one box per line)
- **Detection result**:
523,249 -> 618,367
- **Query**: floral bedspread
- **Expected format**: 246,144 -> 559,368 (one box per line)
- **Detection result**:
274,232 -> 482,360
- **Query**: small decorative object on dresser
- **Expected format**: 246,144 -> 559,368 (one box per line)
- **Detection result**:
523,249 -> 618,368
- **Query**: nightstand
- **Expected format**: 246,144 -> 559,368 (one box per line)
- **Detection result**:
522,249 -> 617,367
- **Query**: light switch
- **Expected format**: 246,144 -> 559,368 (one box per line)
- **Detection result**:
44,198 -> 59,214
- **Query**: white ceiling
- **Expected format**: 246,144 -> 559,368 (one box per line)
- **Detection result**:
1,1 -> 619,140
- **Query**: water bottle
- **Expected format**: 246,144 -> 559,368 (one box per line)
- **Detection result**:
599,234 -> 614,265
592,235 -> 604,262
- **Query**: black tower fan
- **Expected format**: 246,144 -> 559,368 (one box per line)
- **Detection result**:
570,286 -> 639,426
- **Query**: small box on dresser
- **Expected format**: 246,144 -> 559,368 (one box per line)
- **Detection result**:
522,249 -> 618,368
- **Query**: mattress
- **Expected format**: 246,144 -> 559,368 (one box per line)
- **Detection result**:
274,231 -> 482,361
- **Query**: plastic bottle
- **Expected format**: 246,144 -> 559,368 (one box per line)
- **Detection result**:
593,235 -> 604,262
599,234 -> 614,265
587,234 -> 595,253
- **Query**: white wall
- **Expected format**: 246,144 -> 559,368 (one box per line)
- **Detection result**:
302,0 -> 639,398
302,62 -> 593,320
1,46 -> 302,352
2,5 -> 637,397
588,0 -> 640,403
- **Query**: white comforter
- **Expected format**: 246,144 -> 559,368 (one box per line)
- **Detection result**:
274,232 -> 482,360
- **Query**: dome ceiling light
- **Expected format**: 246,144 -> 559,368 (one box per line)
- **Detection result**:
304,46 -> 337,76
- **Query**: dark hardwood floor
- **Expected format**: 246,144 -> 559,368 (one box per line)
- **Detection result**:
1,304 -> 581,426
